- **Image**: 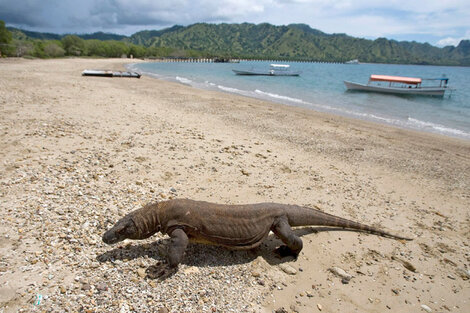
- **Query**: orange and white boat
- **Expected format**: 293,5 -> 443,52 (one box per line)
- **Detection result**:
344,75 -> 450,97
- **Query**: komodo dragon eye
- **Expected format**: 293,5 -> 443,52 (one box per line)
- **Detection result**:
115,219 -> 139,239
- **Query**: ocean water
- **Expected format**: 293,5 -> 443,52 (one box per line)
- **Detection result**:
130,61 -> 470,140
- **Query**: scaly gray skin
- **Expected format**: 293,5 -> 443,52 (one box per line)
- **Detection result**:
102,199 -> 411,277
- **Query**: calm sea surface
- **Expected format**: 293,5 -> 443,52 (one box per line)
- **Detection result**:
130,61 -> 470,140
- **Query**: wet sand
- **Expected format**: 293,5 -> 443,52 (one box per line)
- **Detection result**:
0,58 -> 469,312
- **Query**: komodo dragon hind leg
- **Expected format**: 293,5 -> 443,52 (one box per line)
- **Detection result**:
271,216 -> 303,258
146,228 -> 188,280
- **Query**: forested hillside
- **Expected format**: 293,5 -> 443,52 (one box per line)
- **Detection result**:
129,23 -> 470,65
3,22 -> 469,65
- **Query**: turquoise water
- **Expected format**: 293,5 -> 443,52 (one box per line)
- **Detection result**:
130,61 -> 470,140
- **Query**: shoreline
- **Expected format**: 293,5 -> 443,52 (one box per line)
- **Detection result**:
127,61 -> 470,141
1,58 -> 469,313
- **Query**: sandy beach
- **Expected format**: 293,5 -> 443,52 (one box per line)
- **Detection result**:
0,58 -> 469,312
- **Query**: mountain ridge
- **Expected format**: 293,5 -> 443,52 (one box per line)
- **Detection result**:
6,23 -> 470,65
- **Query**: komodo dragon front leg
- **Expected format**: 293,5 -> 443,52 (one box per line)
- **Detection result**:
146,228 -> 189,279
271,216 -> 303,257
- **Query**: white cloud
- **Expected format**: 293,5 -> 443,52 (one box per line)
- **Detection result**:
436,30 -> 470,47
436,37 -> 462,47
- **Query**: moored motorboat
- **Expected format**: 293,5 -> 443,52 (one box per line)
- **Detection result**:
233,64 -> 301,76
344,75 -> 450,97
345,59 -> 359,64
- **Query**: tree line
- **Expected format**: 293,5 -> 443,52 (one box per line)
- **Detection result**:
0,21 -> 204,59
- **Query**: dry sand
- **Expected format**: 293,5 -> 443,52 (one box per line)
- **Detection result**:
0,58 -> 469,312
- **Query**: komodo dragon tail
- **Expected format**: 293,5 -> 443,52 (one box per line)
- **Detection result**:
285,204 -> 412,241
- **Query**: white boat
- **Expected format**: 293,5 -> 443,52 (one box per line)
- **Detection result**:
345,59 -> 359,64
232,64 -> 301,76
344,75 -> 450,97
82,69 -> 141,78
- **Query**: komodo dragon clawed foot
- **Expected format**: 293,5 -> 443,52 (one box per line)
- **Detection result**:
102,199 -> 411,276
274,245 -> 300,258
146,228 -> 188,280
146,262 -> 177,280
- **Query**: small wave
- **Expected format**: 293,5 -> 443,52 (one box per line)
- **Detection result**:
254,90 -> 308,104
218,85 -> 244,93
176,76 -> 192,84
408,118 -> 470,137
140,71 -> 161,79
204,80 -> 216,86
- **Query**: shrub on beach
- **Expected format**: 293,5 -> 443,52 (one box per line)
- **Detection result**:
0,20 -> 13,57
44,42 -> 65,57
62,35 -> 86,56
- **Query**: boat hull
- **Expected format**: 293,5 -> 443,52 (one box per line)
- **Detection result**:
82,70 -> 141,78
232,69 -> 300,76
344,81 -> 446,97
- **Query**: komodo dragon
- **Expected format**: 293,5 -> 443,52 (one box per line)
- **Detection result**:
102,199 -> 411,278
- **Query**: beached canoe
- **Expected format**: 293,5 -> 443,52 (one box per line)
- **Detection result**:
82,70 -> 141,78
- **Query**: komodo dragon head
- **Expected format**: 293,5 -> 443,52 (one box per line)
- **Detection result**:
102,205 -> 161,244
102,215 -> 141,244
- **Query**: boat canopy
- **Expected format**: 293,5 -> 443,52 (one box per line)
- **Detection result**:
270,64 -> 290,68
370,75 -> 422,85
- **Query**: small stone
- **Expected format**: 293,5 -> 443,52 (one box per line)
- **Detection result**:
158,307 -> 169,313
241,169 -> 250,176
392,256 -> 417,272
251,270 -> 260,277
455,268 -> 470,280
329,267 -> 352,282
421,304 -> 432,312
96,283 -> 108,292
81,283 -> 91,291
60,286 -> 66,294
306,291 -> 313,298
290,304 -> 299,313
137,268 -> 146,278
182,266 -> 200,275
275,307 -> 288,313
279,264 -> 297,275
391,288 -> 400,295
317,303 -> 323,311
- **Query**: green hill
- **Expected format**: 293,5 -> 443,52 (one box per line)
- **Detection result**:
6,23 -> 470,65
7,27 -> 126,41
128,23 -> 469,65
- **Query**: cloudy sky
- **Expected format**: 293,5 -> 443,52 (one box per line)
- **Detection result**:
1,0 -> 469,47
